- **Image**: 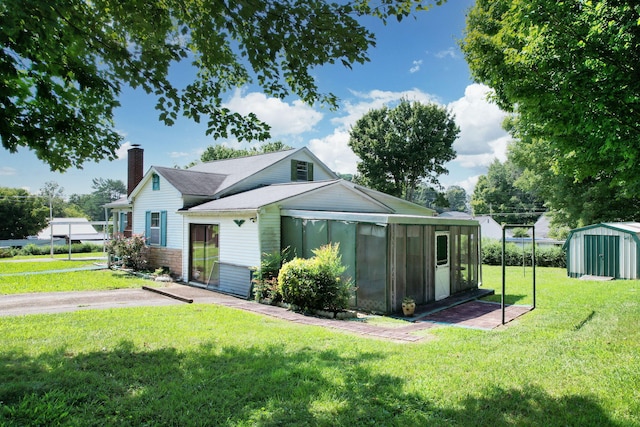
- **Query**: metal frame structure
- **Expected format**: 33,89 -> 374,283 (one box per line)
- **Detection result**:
501,224 -> 536,324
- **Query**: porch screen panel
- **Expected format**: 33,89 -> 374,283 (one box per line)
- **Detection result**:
406,225 -> 425,303
329,221 -> 357,294
356,223 -> 387,312
281,217 -> 303,261
394,225 -> 407,304
460,227 -> 470,290
303,219 -> 328,258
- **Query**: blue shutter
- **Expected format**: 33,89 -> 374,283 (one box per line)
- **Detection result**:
160,211 -> 167,246
119,212 -> 126,232
145,211 -> 151,242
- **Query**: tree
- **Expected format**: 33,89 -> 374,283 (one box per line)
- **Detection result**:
471,158 -> 544,224
69,178 -> 126,220
461,0 -> 640,192
197,141 -> 293,163
445,185 -> 468,212
0,188 -> 49,239
39,181 -> 66,218
2,0 -> 439,172
348,99 -> 459,199
508,120 -> 640,228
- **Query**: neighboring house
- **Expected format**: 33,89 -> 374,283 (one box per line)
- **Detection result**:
565,222 -> 640,279
37,218 -> 106,244
439,212 -> 507,241
109,146 -> 483,314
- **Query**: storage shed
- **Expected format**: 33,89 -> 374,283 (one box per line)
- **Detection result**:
564,222 -> 640,279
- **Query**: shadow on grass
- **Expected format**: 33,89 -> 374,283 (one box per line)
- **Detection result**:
481,293 -> 529,305
0,341 -> 620,426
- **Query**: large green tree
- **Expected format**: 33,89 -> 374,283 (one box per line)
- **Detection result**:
69,178 -> 126,221
197,141 -> 293,164
0,188 -> 49,239
471,158 -> 544,224
508,120 -> 640,228
1,0 -> 438,171
461,0 -> 640,193
348,99 -> 458,200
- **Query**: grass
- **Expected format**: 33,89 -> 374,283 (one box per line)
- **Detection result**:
6,251 -> 106,261
0,259 -> 102,274
0,270 -> 141,295
0,266 -> 638,425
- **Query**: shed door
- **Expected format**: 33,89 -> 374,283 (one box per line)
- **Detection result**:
584,235 -> 619,278
435,232 -> 450,301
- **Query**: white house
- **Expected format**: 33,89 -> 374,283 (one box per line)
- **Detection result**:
109,146 -> 483,314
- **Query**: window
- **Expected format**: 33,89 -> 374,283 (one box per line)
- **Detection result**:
291,160 -> 313,181
152,174 -> 160,191
118,212 -> 128,233
436,233 -> 449,266
145,211 -> 167,246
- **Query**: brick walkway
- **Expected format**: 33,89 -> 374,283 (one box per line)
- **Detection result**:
0,284 -> 533,343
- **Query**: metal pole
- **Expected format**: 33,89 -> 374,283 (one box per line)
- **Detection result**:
532,226 -> 536,309
68,223 -> 72,260
502,225 -> 506,325
50,198 -> 54,258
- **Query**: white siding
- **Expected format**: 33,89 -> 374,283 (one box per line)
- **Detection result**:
132,173 -> 184,250
567,226 -> 638,279
223,151 -> 335,195
280,185 -> 388,213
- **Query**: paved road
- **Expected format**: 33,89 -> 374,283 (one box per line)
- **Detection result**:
0,284 -> 233,317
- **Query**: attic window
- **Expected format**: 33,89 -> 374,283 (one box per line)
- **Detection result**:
152,174 -> 160,191
291,160 -> 313,181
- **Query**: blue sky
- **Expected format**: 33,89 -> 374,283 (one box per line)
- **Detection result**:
0,0 -> 509,197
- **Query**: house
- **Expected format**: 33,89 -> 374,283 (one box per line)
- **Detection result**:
109,146 -> 483,314
564,222 -> 640,279
37,218 -> 107,244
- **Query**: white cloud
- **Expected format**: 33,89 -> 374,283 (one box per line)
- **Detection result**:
435,47 -> 460,59
0,166 -> 16,176
169,151 -> 190,159
116,141 -> 133,160
224,89 -> 323,136
448,84 -> 510,166
308,129 -> 359,175
409,60 -> 422,73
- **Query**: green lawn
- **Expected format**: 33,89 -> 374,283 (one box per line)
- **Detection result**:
0,266 -> 638,426
0,270 -> 141,295
0,259 -> 102,274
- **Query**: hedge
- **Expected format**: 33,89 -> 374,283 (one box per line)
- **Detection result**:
482,239 -> 566,268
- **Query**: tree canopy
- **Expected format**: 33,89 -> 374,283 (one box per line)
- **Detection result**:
1,0 -> 439,171
0,188 -> 49,239
197,141 -> 293,164
348,99 -> 458,200
471,158 -> 544,225
461,0 -> 640,192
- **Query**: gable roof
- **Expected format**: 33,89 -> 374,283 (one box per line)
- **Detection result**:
185,180 -> 339,212
153,167 -> 227,197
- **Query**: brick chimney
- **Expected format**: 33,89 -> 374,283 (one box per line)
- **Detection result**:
127,144 -> 144,196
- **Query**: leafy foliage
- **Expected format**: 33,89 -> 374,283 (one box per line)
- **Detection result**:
481,239 -> 565,268
0,187 -> 49,239
349,99 -> 458,199
252,248 -> 289,304
461,0 -> 640,194
197,141 -> 293,165
1,0 -> 438,171
278,243 -> 354,312
106,234 -> 148,270
471,158 -> 544,225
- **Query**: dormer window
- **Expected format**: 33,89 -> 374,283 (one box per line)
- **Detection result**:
152,173 -> 160,191
291,160 -> 313,181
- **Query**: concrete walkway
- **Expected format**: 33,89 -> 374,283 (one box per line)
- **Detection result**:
0,284 -> 532,343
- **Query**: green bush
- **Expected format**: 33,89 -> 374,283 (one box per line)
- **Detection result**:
105,234 -> 148,271
17,242 -> 103,256
0,247 -> 15,258
278,243 -> 354,313
481,239 -> 566,268
252,249 -> 288,304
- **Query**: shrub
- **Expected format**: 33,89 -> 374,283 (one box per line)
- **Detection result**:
106,234 -> 148,271
252,249 -> 288,304
17,242 -> 103,256
481,239 -> 566,268
278,243 -> 354,313
0,247 -> 14,258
